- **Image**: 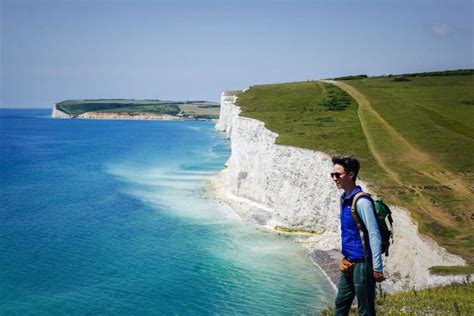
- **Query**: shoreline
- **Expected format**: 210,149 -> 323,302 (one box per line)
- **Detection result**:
51,107 -> 218,121
52,113 -> 217,122
207,148 -> 459,296
54,116 -> 218,122
213,90 -> 471,293
207,169 -> 340,291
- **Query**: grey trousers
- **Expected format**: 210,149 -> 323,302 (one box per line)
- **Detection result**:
334,260 -> 376,316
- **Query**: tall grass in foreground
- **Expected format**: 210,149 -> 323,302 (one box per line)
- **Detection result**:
319,282 -> 474,315
375,282 -> 474,315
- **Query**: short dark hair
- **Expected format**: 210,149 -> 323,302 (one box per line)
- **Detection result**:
331,155 -> 360,182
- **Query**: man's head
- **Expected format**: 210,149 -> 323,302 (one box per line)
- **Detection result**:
331,156 -> 360,190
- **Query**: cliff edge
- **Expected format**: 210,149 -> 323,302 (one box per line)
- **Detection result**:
213,90 -> 468,293
52,107 -> 179,120
51,99 -> 220,120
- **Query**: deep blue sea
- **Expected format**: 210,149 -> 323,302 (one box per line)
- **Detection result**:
0,109 -> 334,315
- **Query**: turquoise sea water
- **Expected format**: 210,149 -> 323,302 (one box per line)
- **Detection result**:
0,109 -> 334,315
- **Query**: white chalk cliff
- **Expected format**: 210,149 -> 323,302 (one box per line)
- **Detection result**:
51,107 -> 71,119
51,107 -> 179,120
213,90 -> 468,293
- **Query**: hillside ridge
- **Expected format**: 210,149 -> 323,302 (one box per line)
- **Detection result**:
53,99 -> 220,120
233,72 -> 474,272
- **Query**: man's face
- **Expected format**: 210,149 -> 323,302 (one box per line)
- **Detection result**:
331,164 -> 353,190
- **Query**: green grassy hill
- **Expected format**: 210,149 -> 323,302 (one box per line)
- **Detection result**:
55,99 -> 220,119
236,70 -> 474,272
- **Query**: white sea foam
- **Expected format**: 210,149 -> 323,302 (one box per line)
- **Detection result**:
105,162 -> 240,223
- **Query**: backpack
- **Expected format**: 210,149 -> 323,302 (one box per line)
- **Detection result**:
351,192 -> 394,257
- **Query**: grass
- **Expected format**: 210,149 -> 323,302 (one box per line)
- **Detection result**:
179,104 -> 220,119
235,73 -> 474,270
374,282 -> 474,315
319,282 -> 474,315
273,225 -> 321,234
345,75 -> 474,266
236,81 -> 380,178
429,265 -> 474,275
55,99 -> 219,119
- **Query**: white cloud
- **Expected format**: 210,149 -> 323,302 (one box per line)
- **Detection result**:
432,24 -> 452,36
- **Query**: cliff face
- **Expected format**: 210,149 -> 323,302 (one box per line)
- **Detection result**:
215,94 -> 341,232
52,107 -> 71,118
76,112 -> 179,120
214,91 -> 467,293
51,107 -> 179,120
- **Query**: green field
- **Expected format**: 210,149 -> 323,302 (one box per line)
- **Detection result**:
55,99 -> 220,119
236,71 -> 474,269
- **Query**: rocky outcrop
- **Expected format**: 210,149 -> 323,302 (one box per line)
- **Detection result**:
213,90 -> 468,293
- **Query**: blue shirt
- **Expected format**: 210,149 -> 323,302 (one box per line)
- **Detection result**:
340,186 -> 383,272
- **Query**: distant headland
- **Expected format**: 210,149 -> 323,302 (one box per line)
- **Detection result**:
51,99 -> 220,121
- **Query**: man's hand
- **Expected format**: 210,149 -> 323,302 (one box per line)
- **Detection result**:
373,271 -> 385,283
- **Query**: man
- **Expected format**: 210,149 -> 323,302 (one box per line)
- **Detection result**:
331,155 -> 384,316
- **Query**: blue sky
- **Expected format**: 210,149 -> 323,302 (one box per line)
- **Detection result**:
1,0 -> 473,108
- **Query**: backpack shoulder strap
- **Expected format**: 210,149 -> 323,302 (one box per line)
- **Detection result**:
350,192 -> 372,227
351,192 -> 372,258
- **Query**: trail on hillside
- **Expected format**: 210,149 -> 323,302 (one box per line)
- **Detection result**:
321,80 -> 473,233
324,80 -> 472,197
321,80 -> 404,185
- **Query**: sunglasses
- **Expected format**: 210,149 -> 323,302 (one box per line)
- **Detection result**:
330,172 -> 346,179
